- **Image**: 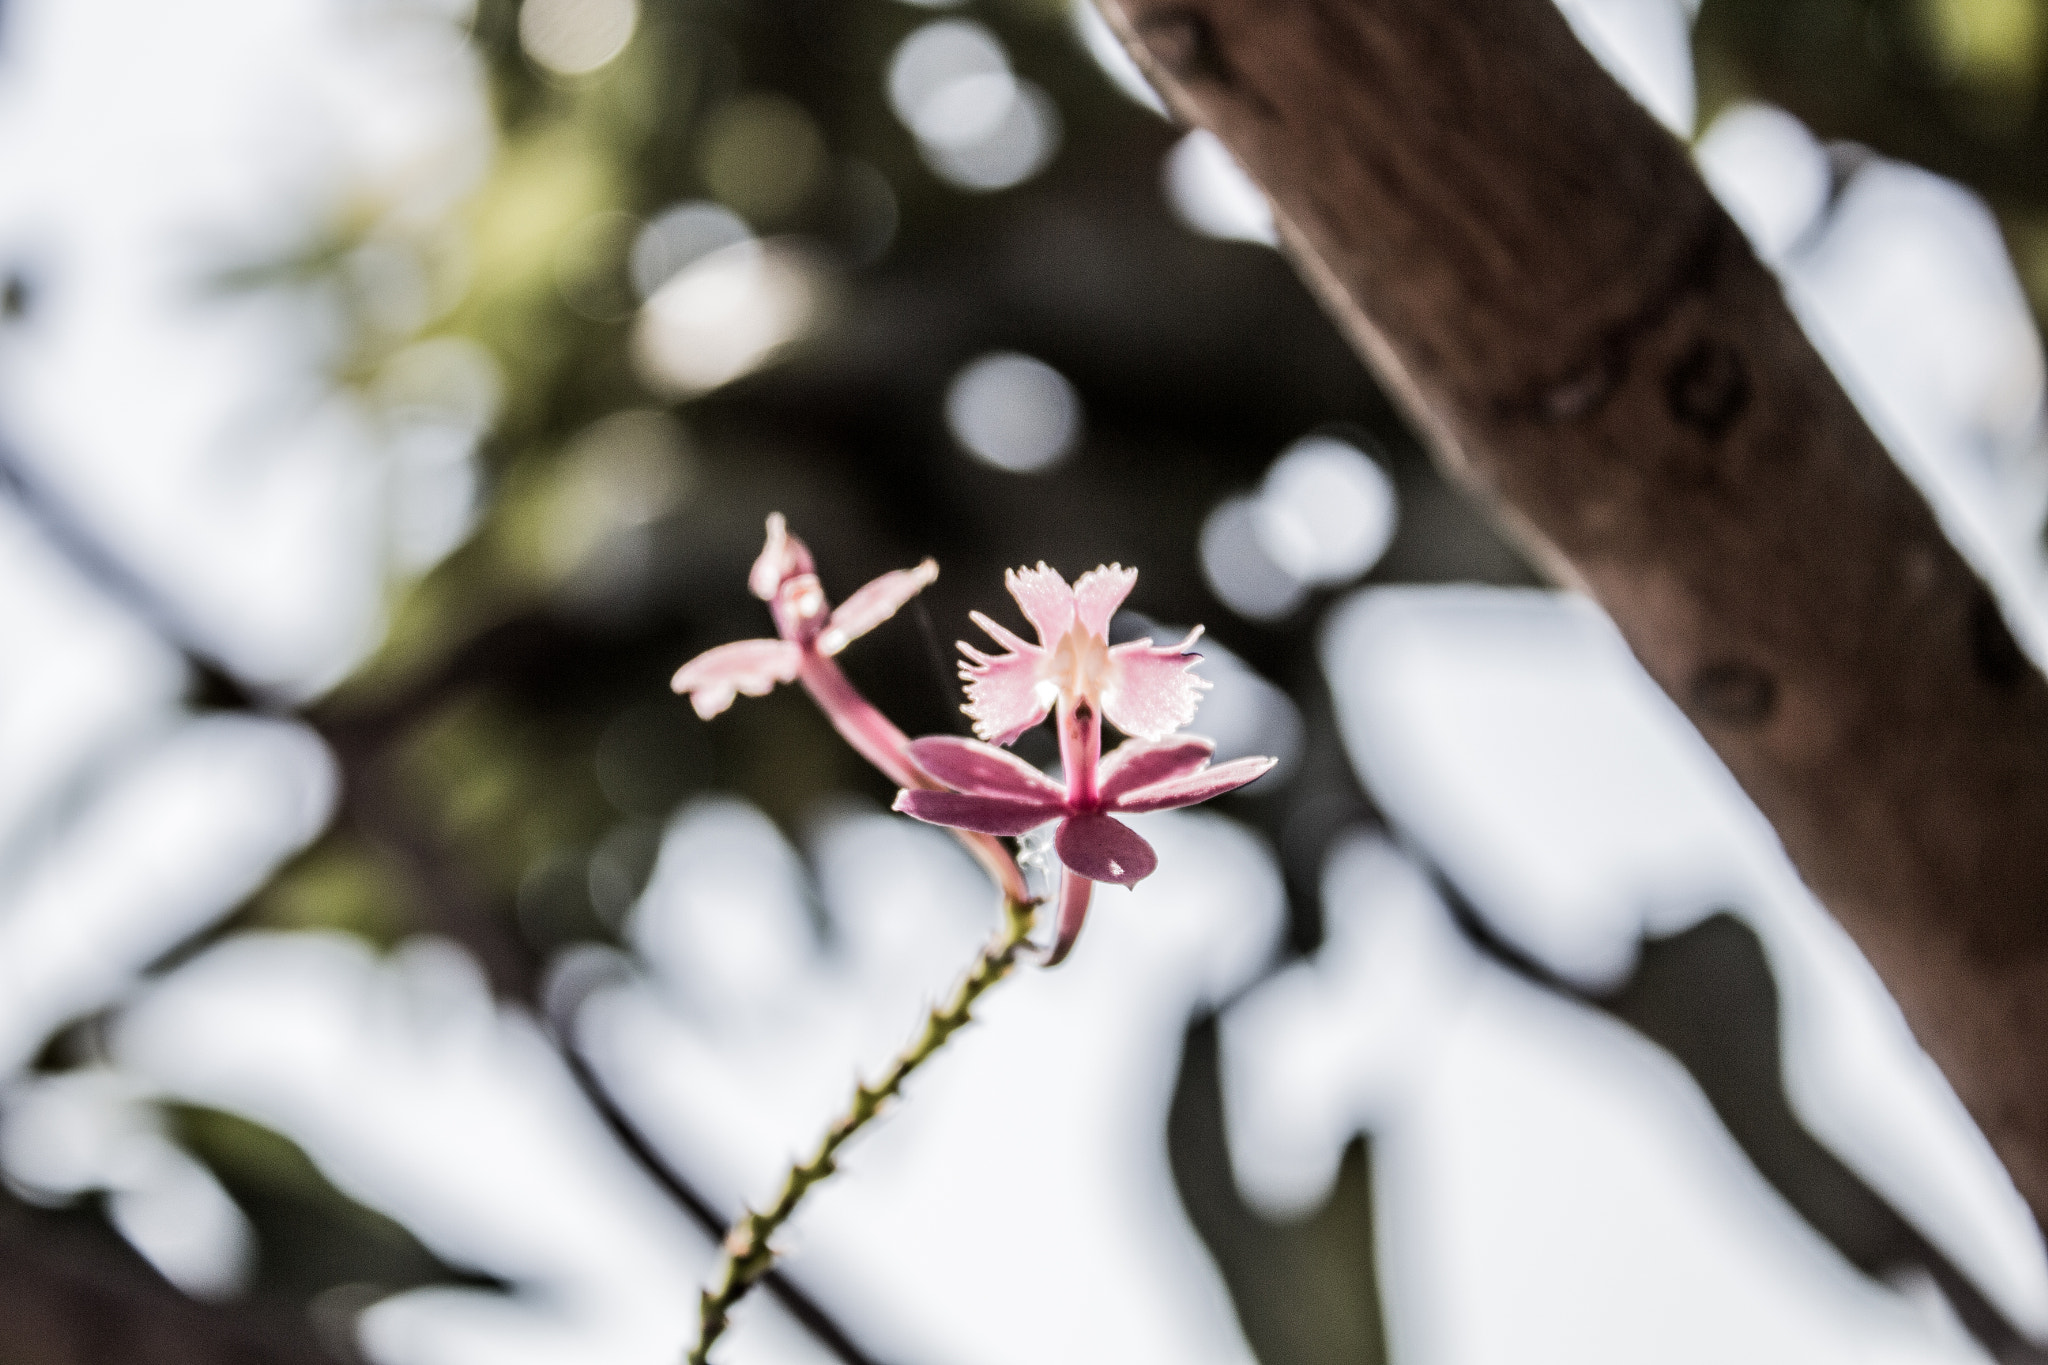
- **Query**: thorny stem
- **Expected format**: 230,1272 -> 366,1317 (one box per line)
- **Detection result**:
685,893 -> 1040,1364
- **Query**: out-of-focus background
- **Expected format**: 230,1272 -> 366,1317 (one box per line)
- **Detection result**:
2,0 -> 2047,1361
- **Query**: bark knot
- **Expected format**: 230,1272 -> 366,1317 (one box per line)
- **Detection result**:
1495,214 -> 1729,429
1135,6 -> 1241,92
1688,661 -> 1775,728
1665,338 -> 1750,441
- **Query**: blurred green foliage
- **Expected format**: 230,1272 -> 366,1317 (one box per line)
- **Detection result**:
167,1105 -> 504,1311
1697,0 -> 2048,318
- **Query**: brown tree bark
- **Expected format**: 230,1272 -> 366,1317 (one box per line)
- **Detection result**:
1096,0 -> 2048,1235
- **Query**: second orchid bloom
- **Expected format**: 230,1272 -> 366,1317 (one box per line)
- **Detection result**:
895,562 -> 1274,964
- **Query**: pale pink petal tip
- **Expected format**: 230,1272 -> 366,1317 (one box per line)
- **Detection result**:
1098,735 -> 1217,802
1005,563 -> 1075,644
820,558 -> 938,655
959,648 -> 1053,746
1103,628 -> 1210,740
1054,812 -> 1158,887
748,512 -> 815,600
670,638 -> 802,719
966,610 -> 1035,658
1112,754 -> 1278,813
1072,564 -> 1137,638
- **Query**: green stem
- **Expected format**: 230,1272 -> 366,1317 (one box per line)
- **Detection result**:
685,894 -> 1040,1364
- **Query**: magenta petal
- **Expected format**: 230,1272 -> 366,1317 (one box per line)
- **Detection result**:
959,647 -> 1052,746
894,789 -> 1064,836
1005,563 -> 1074,644
1042,865 -> 1095,967
819,559 -> 938,655
908,736 -> 1067,801
669,638 -> 802,719
1072,565 -> 1136,638
1111,755 -> 1278,813
1054,813 -> 1158,888
1102,628 -> 1209,740
1098,735 -> 1217,802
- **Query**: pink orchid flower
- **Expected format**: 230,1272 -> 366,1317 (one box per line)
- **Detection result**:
672,514 -> 935,784
670,516 -> 1032,906
959,564 -> 1208,746
896,734 -> 1274,962
900,562 -> 1275,964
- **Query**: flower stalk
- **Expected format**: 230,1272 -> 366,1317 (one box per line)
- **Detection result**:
686,893 -> 1040,1364
668,522 -> 1275,1362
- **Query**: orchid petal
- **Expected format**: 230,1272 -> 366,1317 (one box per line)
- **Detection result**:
1102,628 -> 1209,739
748,512 -> 814,601
966,610 -> 1037,658
894,789 -> 1064,836
908,736 -> 1067,802
819,559 -> 938,655
1072,564 -> 1136,638
1043,865 -> 1095,967
1111,755 -> 1278,813
1054,812 -> 1158,887
1098,735 -> 1217,802
960,649 -> 1053,746
670,638 -> 802,719
1005,563 -> 1074,644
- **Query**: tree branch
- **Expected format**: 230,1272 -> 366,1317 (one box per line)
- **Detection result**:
1099,0 -> 2048,1235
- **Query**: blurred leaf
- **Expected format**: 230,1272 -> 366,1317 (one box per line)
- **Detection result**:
248,837 -> 413,947
1168,1016 -> 1388,1365
164,1105 -> 508,1309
